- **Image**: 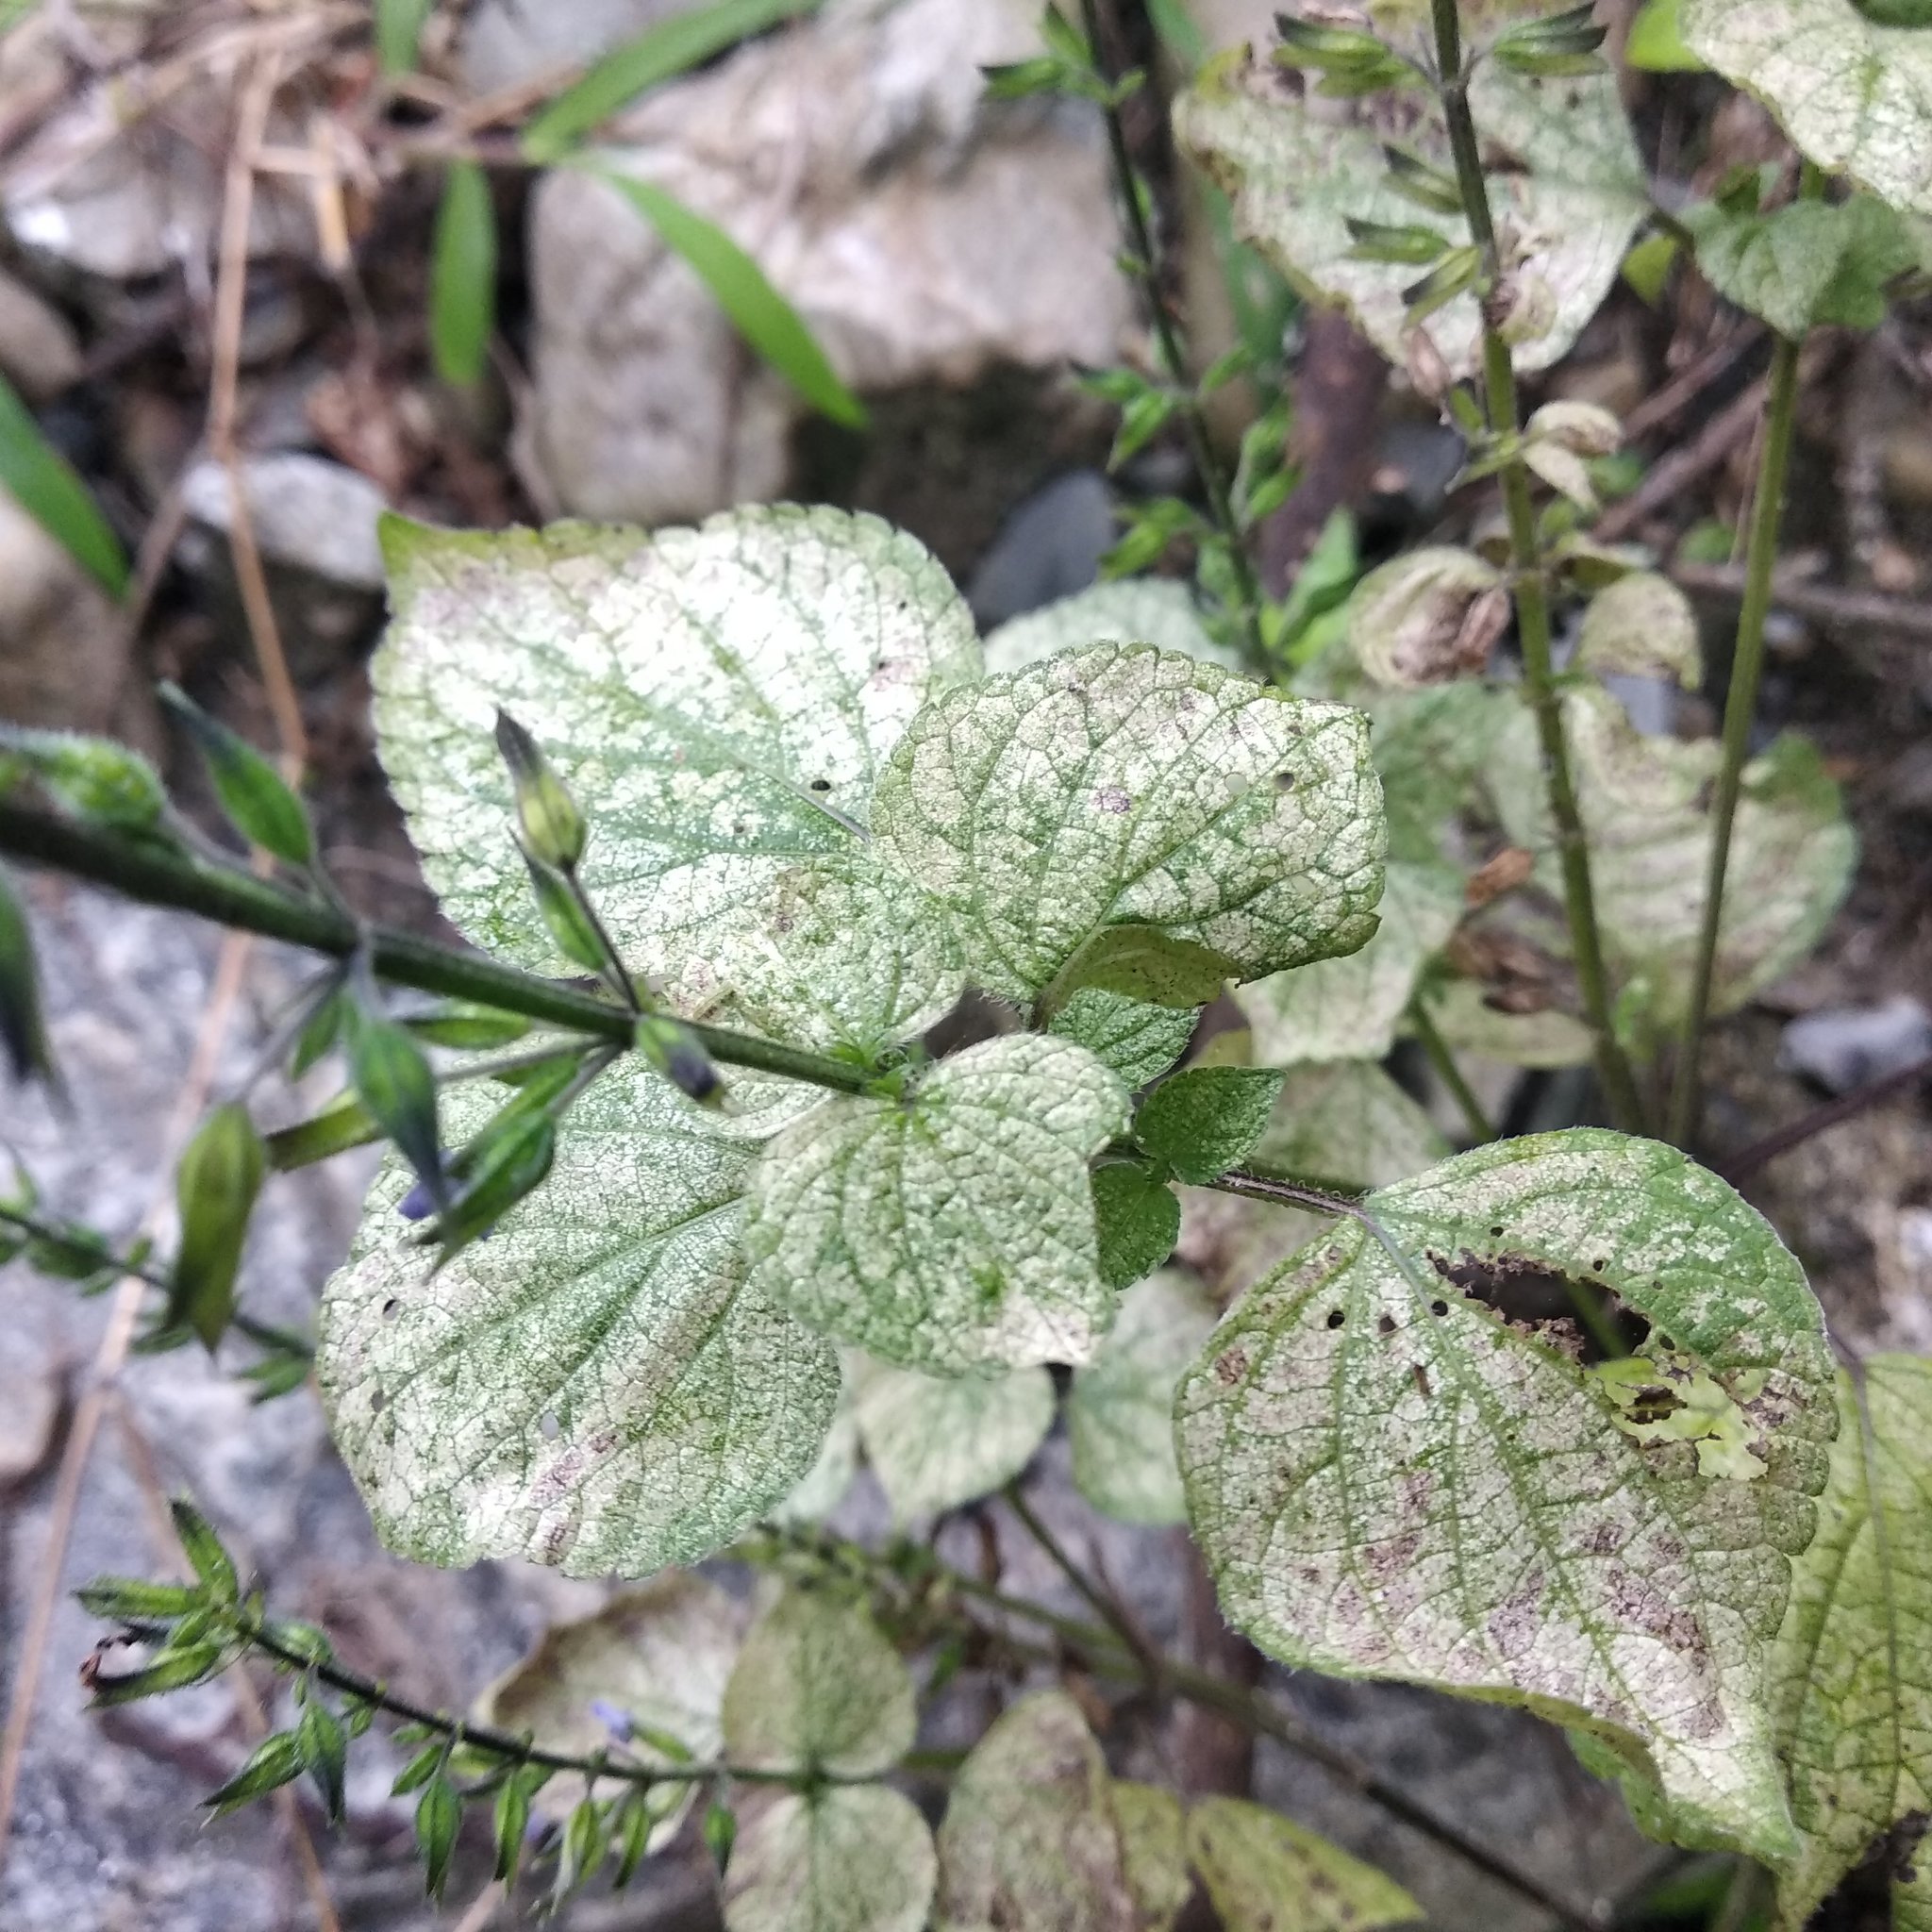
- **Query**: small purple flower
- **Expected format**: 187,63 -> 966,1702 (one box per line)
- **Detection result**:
590,1697 -> 634,1743
397,1176 -> 437,1222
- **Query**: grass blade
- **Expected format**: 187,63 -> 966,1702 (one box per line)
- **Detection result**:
375,0 -> 434,75
522,0 -> 823,162
591,170 -> 864,427
429,161 -> 497,388
0,372 -> 128,597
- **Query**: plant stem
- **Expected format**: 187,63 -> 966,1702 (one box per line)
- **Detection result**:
1003,1480 -> 1161,1680
1429,0 -> 1642,1133
1408,994 -> 1494,1141
0,801 -> 873,1096
1077,0 -> 1270,673
1667,172 -> 1816,1143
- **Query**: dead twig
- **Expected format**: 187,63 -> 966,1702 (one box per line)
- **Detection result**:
1717,1054 -> 1932,1183
1622,322 -> 1764,441
1672,562 -> 1932,641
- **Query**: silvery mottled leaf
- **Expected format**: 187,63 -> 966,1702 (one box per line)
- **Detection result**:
1414,978 -> 1595,1070
1239,862 -> 1464,1066
934,1691 -> 1148,1932
475,1574 -> 744,1845
853,1355 -> 1054,1523
1348,548 -> 1506,690
1050,989 -> 1199,1090
724,1786 -> 937,1932
1765,1358 -> 1932,1927
318,1060 -> 838,1576
1110,1783 -> 1191,1932
1488,690 -> 1855,1026
983,579 -> 1243,676
1068,1270 -> 1219,1525
771,1359 -> 860,1525
1186,1797 -> 1423,1932
743,1035 -> 1129,1374
1574,572 -> 1702,688
874,643 -> 1384,1006
1682,0 -> 1932,218
722,1585 -> 915,1777
1176,9 -> 1648,377
373,507 -> 977,1054
1176,1129 -> 1837,1858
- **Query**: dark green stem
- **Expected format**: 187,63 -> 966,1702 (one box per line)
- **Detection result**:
1667,173 -> 1819,1144
1077,0 -> 1269,674
1408,994 -> 1495,1141
0,801 -> 872,1095
1430,0 -> 1643,1133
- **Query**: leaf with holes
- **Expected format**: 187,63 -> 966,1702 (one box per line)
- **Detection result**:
1239,862 -> 1464,1067
724,1786 -> 938,1932
1175,9 -> 1648,378
934,1691 -> 1163,1932
1069,1270 -> 1219,1525
983,579 -> 1243,676
318,1060 -> 838,1576
743,1035 -> 1128,1374
873,643 -> 1384,1008
1681,0 -> 1932,218
373,507 -> 977,1055
1175,1129 -> 1837,1859
1764,1358 -> 1932,1928
853,1355 -> 1054,1523
475,1574 -> 744,1845
1186,1797 -> 1423,1932
723,1584 -> 916,1776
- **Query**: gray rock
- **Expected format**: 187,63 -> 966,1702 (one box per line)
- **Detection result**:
1780,994 -> 1932,1094
459,0 -> 707,94
0,267 -> 80,401
965,470 -> 1115,629
179,454 -> 387,592
520,0 -> 1133,525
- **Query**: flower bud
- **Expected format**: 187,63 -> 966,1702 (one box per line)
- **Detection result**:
169,1102 -> 267,1351
494,710 -> 587,872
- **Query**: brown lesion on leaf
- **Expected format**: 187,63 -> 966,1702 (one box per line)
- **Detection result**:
1213,1345 -> 1250,1386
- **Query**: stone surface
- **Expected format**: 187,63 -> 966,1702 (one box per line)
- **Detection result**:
520,0 -> 1134,525
1780,994 -> 1932,1094
459,0 -> 707,94
0,267 -> 80,402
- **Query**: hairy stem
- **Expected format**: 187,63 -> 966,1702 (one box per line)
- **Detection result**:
0,801 -> 873,1095
1078,0 -> 1269,672
1430,0 -> 1642,1132
1667,173 -> 1817,1143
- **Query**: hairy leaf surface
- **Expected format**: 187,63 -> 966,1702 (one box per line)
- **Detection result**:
723,1586 -> 915,1777
1070,1270 -> 1220,1525
1177,1129 -> 1837,1857
984,579 -> 1241,676
1187,1796 -> 1423,1932
874,643 -> 1384,1005
319,1064 -> 837,1575
373,506 -> 978,1053
1240,861 -> 1463,1067
724,1786 -> 937,1932
1050,989 -> 1198,1090
1682,0 -> 1932,217
1176,9 -> 1647,376
853,1356 -> 1054,1522
744,1035 -> 1129,1374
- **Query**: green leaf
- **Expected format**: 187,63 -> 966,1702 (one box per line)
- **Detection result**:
1111,1782 -> 1191,1932
430,162 -> 497,389
416,1773 -> 462,1899
934,1691 -> 1154,1932
374,506 -> 975,1055
1627,0 -> 1706,69
1175,20 -> 1647,378
399,1003 -> 528,1052
1684,194 -> 1916,338
1175,1128 -> 1839,1860
873,643 -> 1385,1007
851,1355 -> 1054,1524
982,579 -> 1242,678
724,1786 -> 938,1932
1238,861 -> 1463,1068
478,1572 -> 741,1856
375,0 -> 433,74
158,683 -> 313,867
1681,0 -> 1932,218
742,1034 -> 1129,1374
1051,924 -> 1243,1011
264,1091 -> 380,1173
0,370 -> 128,596
1186,1796 -> 1423,1932
770,1364 -> 860,1524
1068,1269 -> 1218,1525
590,170 -> 864,426
1134,1065 -> 1283,1183
204,1730 -> 306,1818
74,1576 -> 201,1623
170,1498 -> 239,1604
318,1058 -> 839,1576
344,1000 -> 443,1208
492,1765 -> 551,1886
1048,989 -> 1197,1091
168,1103 -> 267,1352
1764,1359 -> 1932,1928
296,1702 -> 348,1822
0,861 -> 54,1085
87,1639 -> 228,1706
0,725 -> 166,830
522,0 -> 823,161
1091,1163 -> 1183,1291
722,1585 -> 915,1776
